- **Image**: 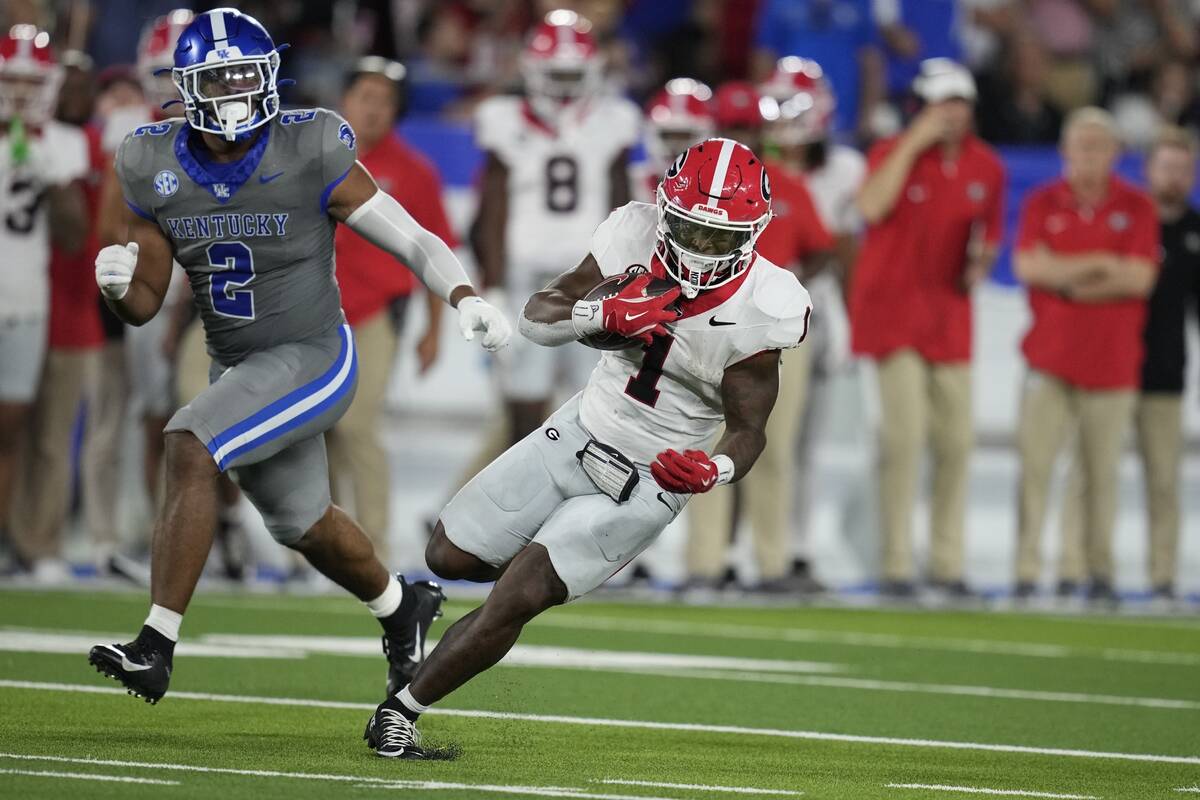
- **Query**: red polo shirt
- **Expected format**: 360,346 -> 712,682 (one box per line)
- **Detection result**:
334,132 -> 458,326
757,160 -> 833,269
849,134 -> 1005,363
1016,176 -> 1159,390
48,122 -> 104,350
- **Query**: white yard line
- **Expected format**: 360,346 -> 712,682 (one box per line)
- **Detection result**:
356,782 -> 684,800
530,614 -> 1200,667
596,778 -> 802,795
0,630 -> 301,660
623,666 -> 1200,711
0,767 -> 180,785
1175,788 -> 1200,793
13,629 -> 1191,711
0,754 -> 676,800
884,783 -> 1097,799
3,680 -> 1199,766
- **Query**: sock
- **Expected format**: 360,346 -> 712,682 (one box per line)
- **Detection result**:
370,575 -> 417,634
394,685 -> 429,721
145,604 -> 182,641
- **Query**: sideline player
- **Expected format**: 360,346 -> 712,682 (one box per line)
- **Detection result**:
0,26 -> 88,565
364,137 -> 812,757
760,57 -> 865,589
472,10 -> 639,445
636,78 -> 714,201
87,8 -> 510,704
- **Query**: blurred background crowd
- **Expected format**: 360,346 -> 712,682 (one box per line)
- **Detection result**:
1,0 -> 1198,612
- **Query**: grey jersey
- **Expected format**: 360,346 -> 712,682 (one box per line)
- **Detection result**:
117,108 -> 358,365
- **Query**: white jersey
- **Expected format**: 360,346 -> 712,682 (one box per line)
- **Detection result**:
0,120 -> 89,319
579,203 -> 813,465
475,94 -> 641,282
803,144 -> 866,236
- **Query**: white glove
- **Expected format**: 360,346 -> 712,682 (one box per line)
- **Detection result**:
96,242 -> 138,301
457,294 -> 512,352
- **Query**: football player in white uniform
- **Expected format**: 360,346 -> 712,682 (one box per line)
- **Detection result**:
364,138 -> 812,758
0,26 -> 87,554
761,57 -> 866,587
472,10 -> 640,444
636,78 -> 714,202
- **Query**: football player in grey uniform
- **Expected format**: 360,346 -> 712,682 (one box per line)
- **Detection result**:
87,8 -> 510,705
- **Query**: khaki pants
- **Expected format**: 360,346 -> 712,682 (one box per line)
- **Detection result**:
1015,371 -> 1135,584
876,350 -> 972,582
1060,392 -> 1181,587
686,345 -> 810,582
81,340 -> 129,558
8,348 -> 98,562
326,311 -> 398,562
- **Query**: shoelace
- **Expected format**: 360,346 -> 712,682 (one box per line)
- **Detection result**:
377,709 -> 421,751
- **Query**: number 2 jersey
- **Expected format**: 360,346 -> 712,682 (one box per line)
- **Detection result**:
475,95 -> 641,280
115,108 -> 356,365
0,120 -> 89,321
578,202 -> 814,465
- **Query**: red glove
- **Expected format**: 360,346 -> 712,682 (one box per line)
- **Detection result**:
600,274 -> 681,345
651,449 -> 720,494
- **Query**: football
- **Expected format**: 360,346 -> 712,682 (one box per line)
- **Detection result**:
577,271 -> 681,350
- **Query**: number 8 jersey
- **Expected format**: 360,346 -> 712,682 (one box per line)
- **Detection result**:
475,95 -> 641,276
578,202 -> 814,465
116,108 -> 355,366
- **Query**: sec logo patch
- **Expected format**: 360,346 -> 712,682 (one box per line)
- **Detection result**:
153,170 -> 179,198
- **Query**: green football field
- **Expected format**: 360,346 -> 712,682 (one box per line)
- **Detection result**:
0,587 -> 1197,799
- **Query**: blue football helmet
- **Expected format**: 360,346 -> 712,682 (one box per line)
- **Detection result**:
171,8 -> 282,141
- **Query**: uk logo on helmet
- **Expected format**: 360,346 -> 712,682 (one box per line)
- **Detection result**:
338,122 -> 356,150
153,170 -> 179,198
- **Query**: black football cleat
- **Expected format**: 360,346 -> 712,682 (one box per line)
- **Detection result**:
382,577 -> 445,696
364,702 -> 425,759
88,640 -> 172,704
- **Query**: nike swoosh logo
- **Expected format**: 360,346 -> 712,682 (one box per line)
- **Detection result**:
708,318 -> 735,327
108,647 -> 152,672
259,171 -> 285,184
407,623 -> 423,663
656,492 -> 676,513
624,311 -> 649,321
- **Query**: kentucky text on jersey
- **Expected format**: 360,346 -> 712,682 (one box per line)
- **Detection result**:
164,212 -> 289,240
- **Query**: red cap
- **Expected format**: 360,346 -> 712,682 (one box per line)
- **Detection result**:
713,81 -> 763,130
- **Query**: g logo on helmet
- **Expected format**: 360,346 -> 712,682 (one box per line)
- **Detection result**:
153,170 -> 179,198
760,168 -> 771,203
338,122 -> 356,150
665,150 -> 687,179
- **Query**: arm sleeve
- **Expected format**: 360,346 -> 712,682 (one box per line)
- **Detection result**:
114,134 -> 156,222
320,110 -> 358,208
343,189 -> 471,303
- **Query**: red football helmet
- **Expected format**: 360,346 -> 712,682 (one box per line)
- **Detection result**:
521,9 -> 601,118
713,81 -> 766,131
656,138 -> 772,297
137,9 -> 194,112
0,25 -> 61,124
645,78 -> 714,167
759,56 -> 835,145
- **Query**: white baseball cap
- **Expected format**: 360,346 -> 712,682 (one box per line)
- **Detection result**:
913,58 -> 976,103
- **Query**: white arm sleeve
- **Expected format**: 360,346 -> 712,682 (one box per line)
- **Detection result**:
343,189 -> 471,304
518,314 -> 579,347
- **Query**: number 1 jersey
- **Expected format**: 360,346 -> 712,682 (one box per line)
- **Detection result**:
116,109 -> 356,366
475,95 -> 641,278
578,202 -> 814,465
